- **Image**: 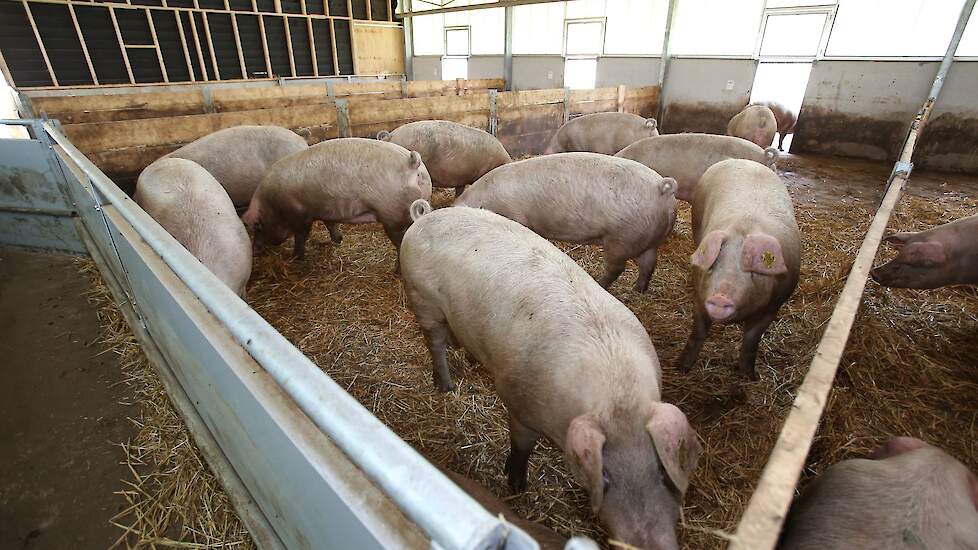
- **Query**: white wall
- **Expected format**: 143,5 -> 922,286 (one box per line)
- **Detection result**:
412,56 -> 442,80
511,56 -> 564,90
467,56 -> 505,80
595,57 -> 661,88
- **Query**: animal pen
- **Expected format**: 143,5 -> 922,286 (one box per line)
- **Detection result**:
1,1 -> 977,549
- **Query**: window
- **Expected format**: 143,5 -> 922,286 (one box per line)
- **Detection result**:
669,0 -> 766,56
826,0 -> 966,57
564,18 -> 603,89
512,2 -> 565,54
564,58 -> 598,88
759,12 -> 828,57
442,26 -> 469,80
414,0 -> 504,56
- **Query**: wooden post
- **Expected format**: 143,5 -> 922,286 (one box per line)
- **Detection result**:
189,12 -> 210,80
231,13 -> 249,79
488,89 -> 497,136
258,15 -> 273,78
617,84 -> 625,113
329,18 -> 340,76
307,18 -> 319,77
400,78 -> 408,98
283,16 -> 297,77
202,13 -> 222,80
201,85 -> 216,113
146,9 -> 170,82
175,12 -> 196,82
108,6 -> 135,84
68,3 -> 99,85
335,98 -> 351,137
455,77 -> 463,96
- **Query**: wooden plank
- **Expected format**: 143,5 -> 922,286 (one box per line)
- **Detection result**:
568,87 -> 617,103
307,18 -> 318,77
348,94 -> 489,125
64,104 -> 338,152
351,111 -> 488,139
496,89 -> 564,109
202,13 -> 221,80
332,80 -> 402,98
571,99 -> 618,116
188,10 -> 209,80
329,18 -> 339,76
32,91 -> 207,123
283,15 -> 297,77
210,84 -> 329,111
258,15 -> 273,77
351,23 -> 404,75
231,14 -> 248,79
146,9 -> 170,83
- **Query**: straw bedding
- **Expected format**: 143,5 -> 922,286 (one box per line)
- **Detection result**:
87,174 -> 977,548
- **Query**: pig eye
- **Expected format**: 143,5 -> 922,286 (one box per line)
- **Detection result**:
602,468 -> 611,494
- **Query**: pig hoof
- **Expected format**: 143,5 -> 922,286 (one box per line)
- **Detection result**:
434,379 -> 455,392
737,366 -> 759,380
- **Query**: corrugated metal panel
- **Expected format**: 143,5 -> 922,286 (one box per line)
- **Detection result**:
333,18 -> 354,74
288,17 -> 315,76
312,19 -> 335,75
208,13 -> 245,80
152,10 -> 192,82
75,5 -> 130,85
0,3 -> 52,87
32,3 -> 94,85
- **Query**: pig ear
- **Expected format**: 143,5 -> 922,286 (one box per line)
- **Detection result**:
645,118 -> 657,130
240,203 -> 259,228
646,402 -> 702,496
869,437 -> 929,460
408,150 -> 422,170
566,415 -> 606,514
883,233 -> 914,248
742,233 -> 788,275
691,230 -> 727,270
377,130 -> 391,141
658,177 -> 677,196
901,241 -> 946,267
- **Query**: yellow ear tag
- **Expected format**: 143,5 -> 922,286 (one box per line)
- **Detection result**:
762,251 -> 776,269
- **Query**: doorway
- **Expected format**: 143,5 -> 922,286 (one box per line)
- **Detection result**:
750,6 -> 836,151
564,18 -> 604,89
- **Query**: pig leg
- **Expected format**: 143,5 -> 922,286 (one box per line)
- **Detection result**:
632,247 -> 659,293
325,223 -> 343,245
383,224 -> 407,273
736,311 -> 777,380
597,241 -> 629,289
293,225 -> 311,260
777,133 -> 786,152
505,416 -> 540,493
678,307 -> 712,374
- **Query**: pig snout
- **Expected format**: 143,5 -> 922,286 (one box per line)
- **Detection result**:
705,293 -> 736,321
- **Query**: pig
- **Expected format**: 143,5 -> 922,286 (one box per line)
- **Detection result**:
455,153 -> 677,293
135,158 -> 252,297
545,112 -> 659,156
241,138 -> 432,261
377,120 -> 512,197
777,437 -> 978,550
615,133 -> 778,202
438,467 -> 568,550
162,125 -> 308,208
726,105 -> 778,148
401,206 -> 702,550
870,213 -> 978,289
751,100 -> 798,152
678,159 -> 800,379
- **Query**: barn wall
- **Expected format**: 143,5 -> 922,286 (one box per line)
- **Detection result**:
467,56 -> 505,80
793,59 -> 978,174
660,57 -> 756,134
511,56 -> 564,90
596,57 -> 661,88
412,56 -> 441,80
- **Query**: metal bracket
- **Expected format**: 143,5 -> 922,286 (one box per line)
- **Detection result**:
891,161 -> 914,180
562,87 -> 571,124
335,99 -> 351,138
488,89 -> 498,136
400,79 -> 409,98
201,86 -> 216,114
326,80 -> 335,98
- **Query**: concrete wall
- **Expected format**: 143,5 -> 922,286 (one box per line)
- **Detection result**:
596,57 -> 661,88
413,56 -> 442,80
511,56 -> 564,90
917,61 -> 978,173
468,56 -> 505,80
660,57 -> 756,134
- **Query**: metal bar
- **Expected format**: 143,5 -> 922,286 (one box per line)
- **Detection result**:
68,3 -> 99,85
258,15 -> 273,77
0,205 -> 74,217
401,0 -> 413,80
728,1 -> 976,549
488,88 -> 497,135
43,120 -> 526,550
22,1 -> 60,87
146,9 -> 170,82
335,98 -> 350,136
656,0 -> 677,125
231,13 -> 248,79
400,0 -> 563,17
348,0 -> 359,74
202,12 -> 222,80
562,86 -> 570,122
174,11 -> 196,82
188,11 -> 210,80
503,4 -> 513,90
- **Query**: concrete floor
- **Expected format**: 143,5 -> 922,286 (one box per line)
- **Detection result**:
0,247 -> 134,549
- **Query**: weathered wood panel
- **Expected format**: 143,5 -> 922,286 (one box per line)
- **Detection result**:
32,90 -> 207,123
352,24 -> 404,76
348,94 -> 489,126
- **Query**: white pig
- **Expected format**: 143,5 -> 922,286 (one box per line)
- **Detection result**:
678,159 -> 800,379
616,133 -> 778,202
455,153 -> 677,292
751,100 -> 798,152
871,213 -> 978,289
778,437 -> 978,550
545,112 -> 659,155
135,158 -> 252,297
726,105 -> 778,148
162,125 -> 308,207
241,138 -> 431,262
401,206 -> 701,550
377,120 -> 512,197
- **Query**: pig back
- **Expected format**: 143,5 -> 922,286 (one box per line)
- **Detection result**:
401,207 -> 662,441
387,120 -> 511,186
557,112 -> 656,155
778,446 -> 978,550
164,125 -> 308,207
135,158 -> 252,295
258,137 -> 431,226
457,153 -> 675,245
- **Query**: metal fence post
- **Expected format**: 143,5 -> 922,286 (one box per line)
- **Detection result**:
326,80 -> 336,99
201,85 -> 216,114
335,99 -> 351,138
563,87 -> 571,123
488,89 -> 498,136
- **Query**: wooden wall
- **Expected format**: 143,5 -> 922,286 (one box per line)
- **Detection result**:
41,80 -> 658,184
